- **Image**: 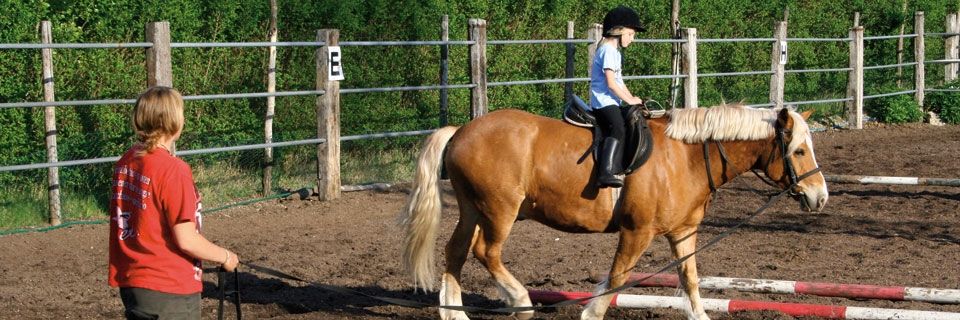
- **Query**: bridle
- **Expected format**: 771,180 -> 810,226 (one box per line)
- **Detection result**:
745,128 -> 822,203
705,127 -> 821,198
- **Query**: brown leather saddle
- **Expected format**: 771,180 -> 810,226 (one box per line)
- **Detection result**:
563,95 -> 654,175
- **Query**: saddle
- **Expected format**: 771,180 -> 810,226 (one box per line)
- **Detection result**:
563,95 -> 654,175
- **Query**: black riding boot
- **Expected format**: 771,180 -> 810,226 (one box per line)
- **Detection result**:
597,137 -> 624,188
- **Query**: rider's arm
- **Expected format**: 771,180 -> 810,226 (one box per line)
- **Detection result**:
604,69 -> 643,105
172,222 -> 240,271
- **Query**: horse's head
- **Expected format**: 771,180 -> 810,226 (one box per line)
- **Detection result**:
759,108 -> 829,212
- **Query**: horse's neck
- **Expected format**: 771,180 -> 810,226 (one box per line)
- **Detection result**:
706,138 -> 772,186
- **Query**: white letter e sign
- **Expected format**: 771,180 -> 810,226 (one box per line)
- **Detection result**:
328,46 -> 344,81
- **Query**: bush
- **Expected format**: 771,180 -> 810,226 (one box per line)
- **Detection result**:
925,80 -> 960,124
866,94 -> 924,123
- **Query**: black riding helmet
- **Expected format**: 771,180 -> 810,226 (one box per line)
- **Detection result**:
602,5 -> 645,36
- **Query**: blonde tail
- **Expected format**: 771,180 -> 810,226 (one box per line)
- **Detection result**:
399,126 -> 459,292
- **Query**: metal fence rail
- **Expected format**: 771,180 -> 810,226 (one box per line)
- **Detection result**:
784,67 -> 852,74
341,40 -> 474,46
864,90 -> 917,100
864,62 -> 918,71
0,42 -> 153,49
0,90 -> 327,109
172,41 -> 325,48
784,37 -> 850,42
863,34 -> 918,41
341,84 -> 474,94
0,129 -> 436,173
700,70 -> 773,78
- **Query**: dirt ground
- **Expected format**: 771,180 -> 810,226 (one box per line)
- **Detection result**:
1,124 -> 958,319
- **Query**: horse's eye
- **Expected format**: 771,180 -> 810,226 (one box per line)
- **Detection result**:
794,149 -> 805,156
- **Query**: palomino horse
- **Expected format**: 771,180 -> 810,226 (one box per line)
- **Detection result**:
400,104 -> 829,320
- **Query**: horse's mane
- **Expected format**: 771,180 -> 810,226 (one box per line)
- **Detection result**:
665,103 -> 810,153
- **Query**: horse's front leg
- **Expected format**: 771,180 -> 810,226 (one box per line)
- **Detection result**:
582,227 -> 655,320
667,227 -> 710,320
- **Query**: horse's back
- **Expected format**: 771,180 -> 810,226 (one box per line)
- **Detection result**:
445,110 -> 626,232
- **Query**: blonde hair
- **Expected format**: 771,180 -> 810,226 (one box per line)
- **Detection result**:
132,86 -> 184,156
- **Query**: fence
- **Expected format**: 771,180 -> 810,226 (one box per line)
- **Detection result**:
1,11 -> 959,228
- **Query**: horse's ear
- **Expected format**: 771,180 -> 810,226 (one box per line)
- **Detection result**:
800,110 -> 813,120
776,108 -> 793,130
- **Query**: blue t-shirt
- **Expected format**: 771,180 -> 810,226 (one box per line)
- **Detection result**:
590,43 -> 624,110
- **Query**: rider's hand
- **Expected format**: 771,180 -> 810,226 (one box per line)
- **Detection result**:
625,96 -> 644,106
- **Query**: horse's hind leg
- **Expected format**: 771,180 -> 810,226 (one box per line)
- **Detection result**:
440,196 -> 480,320
667,227 -> 710,320
582,227 -> 655,320
472,198 -> 534,319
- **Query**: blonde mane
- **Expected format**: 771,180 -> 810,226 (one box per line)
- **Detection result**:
665,103 -> 810,153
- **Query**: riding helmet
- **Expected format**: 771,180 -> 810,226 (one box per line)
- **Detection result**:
602,5 -> 646,36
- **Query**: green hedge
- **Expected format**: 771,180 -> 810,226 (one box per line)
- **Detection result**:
1,0 -> 957,221
925,79 -> 960,124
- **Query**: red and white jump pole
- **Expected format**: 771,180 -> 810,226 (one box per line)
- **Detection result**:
529,290 -> 960,320
626,273 -> 960,304
824,174 -> 960,187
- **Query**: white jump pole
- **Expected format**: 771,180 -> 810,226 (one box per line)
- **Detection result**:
627,273 -> 960,304
529,290 -> 960,320
824,174 -> 960,187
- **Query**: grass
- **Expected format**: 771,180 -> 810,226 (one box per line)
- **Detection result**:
0,141 -> 423,231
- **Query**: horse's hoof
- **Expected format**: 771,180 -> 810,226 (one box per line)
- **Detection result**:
512,311 -> 535,320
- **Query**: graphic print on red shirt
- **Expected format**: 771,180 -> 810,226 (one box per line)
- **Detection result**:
108,146 -> 204,295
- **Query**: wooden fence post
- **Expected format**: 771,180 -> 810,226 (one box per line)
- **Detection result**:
770,21 -> 787,109
145,21 -> 174,152
40,21 -> 61,226
145,22 -> 173,87
847,26 -> 865,129
915,11 -> 925,107
468,19 -> 487,119
945,13 -> 958,83
565,21 -> 575,105
682,28 -> 698,108
586,24 -> 602,79
439,15 -> 449,126
316,29 -> 341,201
263,0 -> 278,196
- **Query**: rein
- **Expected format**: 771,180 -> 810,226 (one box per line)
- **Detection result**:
217,166 -> 823,316
203,267 -> 242,320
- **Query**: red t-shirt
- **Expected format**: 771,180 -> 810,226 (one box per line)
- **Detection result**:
108,146 -> 203,294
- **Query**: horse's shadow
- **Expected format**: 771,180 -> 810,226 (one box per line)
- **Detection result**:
200,272 -> 515,318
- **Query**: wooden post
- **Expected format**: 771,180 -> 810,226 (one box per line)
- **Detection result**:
770,21 -> 787,109
316,29 -> 341,201
145,22 -> 174,152
40,21 -> 61,226
945,13 -> 958,83
847,27 -> 865,129
263,0 -> 278,196
915,11 -> 925,107
586,23 -> 602,79
468,19 -> 487,119
439,15 -> 450,126
145,22 -> 173,87
682,28 -> 698,108
564,21 -> 575,105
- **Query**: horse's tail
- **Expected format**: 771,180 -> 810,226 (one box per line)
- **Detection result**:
399,126 -> 459,292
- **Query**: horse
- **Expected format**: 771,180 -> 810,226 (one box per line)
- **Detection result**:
399,104 -> 829,320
